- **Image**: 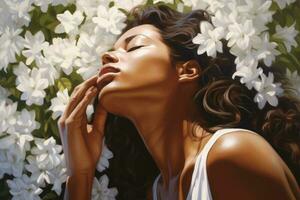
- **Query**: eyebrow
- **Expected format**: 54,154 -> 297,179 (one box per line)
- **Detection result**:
111,34 -> 152,51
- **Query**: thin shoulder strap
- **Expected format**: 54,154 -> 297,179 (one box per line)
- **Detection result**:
202,128 -> 259,155
187,128 -> 260,199
152,174 -> 161,200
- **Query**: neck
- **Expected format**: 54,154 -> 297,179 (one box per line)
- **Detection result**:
126,87 -> 209,191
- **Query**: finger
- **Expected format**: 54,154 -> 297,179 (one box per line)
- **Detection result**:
61,75 -> 98,121
87,102 -> 107,162
67,86 -> 98,128
81,110 -> 89,142
70,75 -> 98,98
92,102 -> 108,135
67,125 -> 93,172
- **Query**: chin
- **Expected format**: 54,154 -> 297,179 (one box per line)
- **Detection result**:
97,82 -> 127,116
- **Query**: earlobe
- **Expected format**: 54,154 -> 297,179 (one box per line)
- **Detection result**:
177,60 -> 201,83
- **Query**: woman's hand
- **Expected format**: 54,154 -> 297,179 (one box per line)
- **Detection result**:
58,74 -> 108,176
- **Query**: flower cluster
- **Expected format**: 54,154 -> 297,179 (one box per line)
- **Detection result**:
190,0 -> 298,109
0,0 -> 299,199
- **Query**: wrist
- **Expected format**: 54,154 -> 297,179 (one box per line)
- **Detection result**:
66,171 -> 95,200
68,164 -> 96,177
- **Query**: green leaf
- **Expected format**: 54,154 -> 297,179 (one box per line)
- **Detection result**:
9,88 -> 21,99
287,54 -> 300,68
270,1 -> 279,11
57,77 -> 72,91
42,191 -> 58,200
44,120 -> 49,132
46,21 -> 60,31
44,15 -> 57,26
277,42 -> 288,54
49,120 -> 59,137
285,14 -> 294,26
277,56 -> 297,71
30,105 -> 41,122
0,178 -> 10,200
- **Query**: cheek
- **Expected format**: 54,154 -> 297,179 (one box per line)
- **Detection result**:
97,48 -> 178,111
121,49 -> 174,86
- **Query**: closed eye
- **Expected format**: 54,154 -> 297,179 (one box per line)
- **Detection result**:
127,45 -> 144,52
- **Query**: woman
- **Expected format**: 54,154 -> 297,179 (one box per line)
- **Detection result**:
58,4 -> 300,200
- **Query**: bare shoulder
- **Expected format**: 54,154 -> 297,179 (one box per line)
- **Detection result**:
206,130 -> 298,200
207,130 -> 281,167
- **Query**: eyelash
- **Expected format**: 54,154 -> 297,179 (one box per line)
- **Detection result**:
127,45 -> 144,52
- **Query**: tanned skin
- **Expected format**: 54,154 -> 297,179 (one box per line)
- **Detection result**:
58,24 -> 300,200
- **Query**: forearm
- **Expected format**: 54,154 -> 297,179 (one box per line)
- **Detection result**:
64,171 -> 95,200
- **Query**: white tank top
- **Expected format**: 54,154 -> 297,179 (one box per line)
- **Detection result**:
152,128 -> 259,200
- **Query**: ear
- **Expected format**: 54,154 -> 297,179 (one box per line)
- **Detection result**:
176,60 -> 201,83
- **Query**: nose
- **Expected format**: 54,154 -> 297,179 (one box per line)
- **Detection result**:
101,52 -> 119,65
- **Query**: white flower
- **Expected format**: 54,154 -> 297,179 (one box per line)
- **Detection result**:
273,0 -> 296,9
204,0 -> 229,13
286,68 -> 300,97
0,101 -> 18,133
86,103 -> 95,122
236,0 -> 273,32
75,32 -> 102,78
16,68 -> 49,106
13,62 -> 31,77
253,72 -> 284,109
0,151 -> 11,178
211,10 -> 236,33
48,88 -> 70,120
232,56 -> 262,89
0,27 -> 24,72
7,174 -> 42,200
0,149 -> 25,178
252,33 -> 280,67
92,5 -> 127,35
192,21 -> 224,58
22,31 -> 49,65
25,153 -> 66,191
76,0 -> 110,19
15,109 -> 40,134
31,137 -> 63,169
34,0 -> 72,12
0,86 -> 11,102
92,175 -> 118,200
55,10 -> 84,35
25,155 -> 52,186
273,23 -> 299,53
181,0 -> 209,10
0,131 -> 33,158
0,1 -> 16,33
75,31 -> 116,80
48,154 -> 67,195
43,38 -> 79,75
0,131 -> 33,177
96,138 -> 114,172
35,56 -> 60,86
114,0 -> 147,11
33,0 -> 52,12
226,20 -> 259,51
176,2 -> 184,12
4,0 -> 34,27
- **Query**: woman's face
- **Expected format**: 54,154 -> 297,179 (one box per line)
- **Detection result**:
97,24 -> 179,115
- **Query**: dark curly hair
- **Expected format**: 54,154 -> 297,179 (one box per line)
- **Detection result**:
92,4 -> 300,200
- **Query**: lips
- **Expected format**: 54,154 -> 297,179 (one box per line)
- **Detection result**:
97,65 -> 120,88
99,66 -> 120,77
